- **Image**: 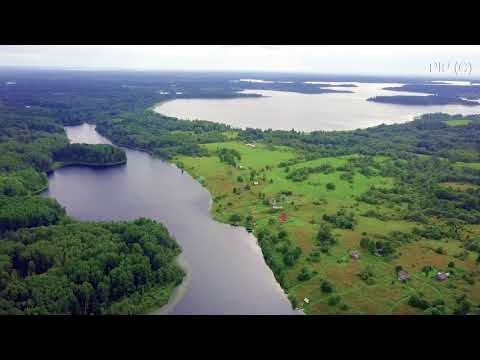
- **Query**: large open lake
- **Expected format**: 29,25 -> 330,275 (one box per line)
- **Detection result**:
155,82 -> 480,131
42,123 -> 299,315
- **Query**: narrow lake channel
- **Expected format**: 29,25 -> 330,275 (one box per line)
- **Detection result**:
42,123 -> 300,315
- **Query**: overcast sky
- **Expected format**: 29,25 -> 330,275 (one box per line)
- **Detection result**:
0,45 -> 479,77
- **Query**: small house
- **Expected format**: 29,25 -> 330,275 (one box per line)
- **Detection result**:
350,250 -> 361,260
272,205 -> 283,210
303,298 -> 310,304
253,181 -> 259,185
278,213 -> 288,222
436,272 -> 450,281
398,270 -> 410,282
246,143 -> 256,148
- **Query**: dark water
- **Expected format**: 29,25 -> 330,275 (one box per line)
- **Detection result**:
43,123 -> 299,315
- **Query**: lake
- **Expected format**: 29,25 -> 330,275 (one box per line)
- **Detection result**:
42,123 -> 299,315
155,82 -> 480,131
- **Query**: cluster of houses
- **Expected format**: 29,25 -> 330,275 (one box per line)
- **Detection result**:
348,250 -> 451,284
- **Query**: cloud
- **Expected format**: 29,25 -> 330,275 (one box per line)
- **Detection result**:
0,45 -> 479,77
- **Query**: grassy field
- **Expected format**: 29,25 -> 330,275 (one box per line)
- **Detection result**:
445,119 -> 472,126
175,141 -> 480,314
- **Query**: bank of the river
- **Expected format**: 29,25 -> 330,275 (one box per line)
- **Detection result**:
173,141 -> 480,314
45,123 -> 298,315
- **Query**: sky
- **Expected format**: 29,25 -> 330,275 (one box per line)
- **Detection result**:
0,45 -> 479,78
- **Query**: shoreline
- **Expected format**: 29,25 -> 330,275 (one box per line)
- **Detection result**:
47,159 -> 127,174
149,253 -> 191,315
92,126 -> 300,314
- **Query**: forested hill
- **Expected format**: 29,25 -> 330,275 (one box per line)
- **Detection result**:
0,105 -> 184,314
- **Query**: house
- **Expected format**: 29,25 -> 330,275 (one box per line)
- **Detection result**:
246,143 -> 256,148
272,205 -> 283,210
350,250 -> 361,260
253,181 -> 259,185
303,298 -> 310,304
278,213 -> 288,222
436,272 -> 450,281
398,270 -> 410,282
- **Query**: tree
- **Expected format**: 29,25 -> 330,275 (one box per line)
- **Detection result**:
326,183 -> 336,191
316,225 -> 335,246
321,280 -> 333,293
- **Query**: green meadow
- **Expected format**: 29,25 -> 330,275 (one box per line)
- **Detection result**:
445,119 -> 472,126
176,141 -> 480,314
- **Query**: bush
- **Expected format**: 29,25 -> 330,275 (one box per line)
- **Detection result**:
229,214 -> 243,223
297,267 -> 314,282
408,295 -> 430,310
321,280 -> 333,293
328,295 -> 341,306
326,183 -> 336,191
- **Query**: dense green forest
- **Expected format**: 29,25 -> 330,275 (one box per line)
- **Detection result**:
0,103 -> 184,314
96,111 -> 231,159
0,218 -> 183,314
53,143 -> 126,166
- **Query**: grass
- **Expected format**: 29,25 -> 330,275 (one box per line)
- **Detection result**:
445,119 -> 472,126
175,141 -> 480,315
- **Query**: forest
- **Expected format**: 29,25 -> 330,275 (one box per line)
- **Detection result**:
0,218 -> 184,315
53,143 -> 126,166
0,102 -> 184,314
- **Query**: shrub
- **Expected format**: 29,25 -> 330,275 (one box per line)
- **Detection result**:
321,280 -> 333,293
229,214 -> 243,223
297,267 -> 314,282
328,296 -> 341,306
408,295 -> 430,310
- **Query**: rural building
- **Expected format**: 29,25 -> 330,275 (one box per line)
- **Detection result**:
272,205 -> 283,210
304,298 -> 310,304
246,143 -> 256,148
253,181 -> 259,185
278,213 -> 288,222
350,250 -> 361,260
398,270 -> 410,282
436,272 -> 450,281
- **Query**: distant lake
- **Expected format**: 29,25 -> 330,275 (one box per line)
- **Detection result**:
155,83 -> 480,131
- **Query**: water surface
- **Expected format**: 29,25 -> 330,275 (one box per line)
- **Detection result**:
155,82 -> 480,131
43,123 -> 299,315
